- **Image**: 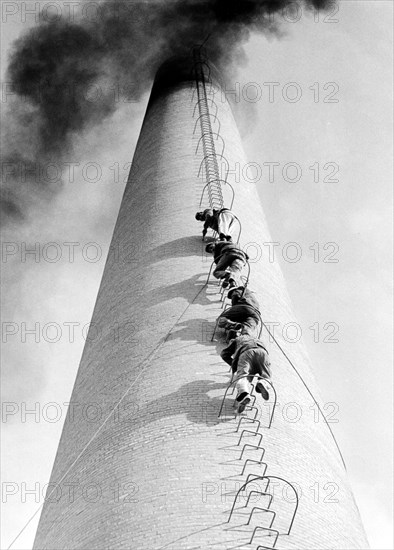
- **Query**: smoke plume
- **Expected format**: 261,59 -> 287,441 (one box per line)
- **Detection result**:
1,0 -> 335,223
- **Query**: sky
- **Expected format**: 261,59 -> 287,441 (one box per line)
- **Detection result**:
1,1 -> 393,549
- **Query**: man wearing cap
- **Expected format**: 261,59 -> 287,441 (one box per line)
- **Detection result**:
195,208 -> 237,241
217,286 -> 261,336
205,240 -> 248,289
220,332 -> 272,413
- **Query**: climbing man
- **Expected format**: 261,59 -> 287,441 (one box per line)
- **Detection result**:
205,240 -> 248,289
217,286 -> 260,338
195,208 -> 237,241
220,331 -> 271,413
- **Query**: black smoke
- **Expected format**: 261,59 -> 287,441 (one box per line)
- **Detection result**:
1,0 -> 335,224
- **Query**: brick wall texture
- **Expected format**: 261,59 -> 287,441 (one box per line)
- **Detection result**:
33,66 -> 370,549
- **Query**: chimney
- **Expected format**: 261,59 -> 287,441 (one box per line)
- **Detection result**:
33,55 -> 369,549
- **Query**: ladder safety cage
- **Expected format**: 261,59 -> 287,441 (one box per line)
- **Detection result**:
191,44 -> 303,550
227,476 -> 299,549
198,153 -> 229,182
243,405 -> 261,421
218,374 -> 276,428
193,113 -> 221,136
244,490 -> 273,509
192,97 -> 219,117
190,82 -> 217,102
195,132 -> 226,156
255,476 -> 299,535
199,178 -> 234,210
192,49 -> 225,210
227,476 -> 268,523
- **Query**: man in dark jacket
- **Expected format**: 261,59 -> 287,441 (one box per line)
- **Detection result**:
221,333 -> 271,412
205,240 -> 248,289
217,286 -> 260,336
195,208 -> 237,241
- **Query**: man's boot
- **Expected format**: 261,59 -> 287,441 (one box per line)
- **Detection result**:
255,381 -> 269,400
236,392 -> 251,413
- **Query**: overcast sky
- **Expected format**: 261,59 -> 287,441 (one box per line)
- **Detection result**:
1,1 -> 393,549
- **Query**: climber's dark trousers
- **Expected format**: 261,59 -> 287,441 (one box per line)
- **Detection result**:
235,348 -> 271,395
218,305 -> 259,332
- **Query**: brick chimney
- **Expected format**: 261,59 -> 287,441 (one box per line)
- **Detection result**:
33,57 -> 369,549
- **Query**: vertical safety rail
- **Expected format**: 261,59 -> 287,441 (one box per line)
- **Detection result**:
192,48 -> 224,210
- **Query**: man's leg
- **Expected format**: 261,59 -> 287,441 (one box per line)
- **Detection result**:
218,306 -> 257,336
250,349 -> 271,400
218,307 -> 243,332
234,350 -> 254,412
217,211 -> 234,237
213,254 -> 230,279
241,307 -> 260,335
220,271 -> 232,288
224,258 -> 245,287
227,212 -> 236,232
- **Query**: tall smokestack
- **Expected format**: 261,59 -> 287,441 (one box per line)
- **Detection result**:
33,56 -> 369,549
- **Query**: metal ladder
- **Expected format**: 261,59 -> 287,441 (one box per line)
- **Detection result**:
191,47 -> 300,549
192,48 -> 224,210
